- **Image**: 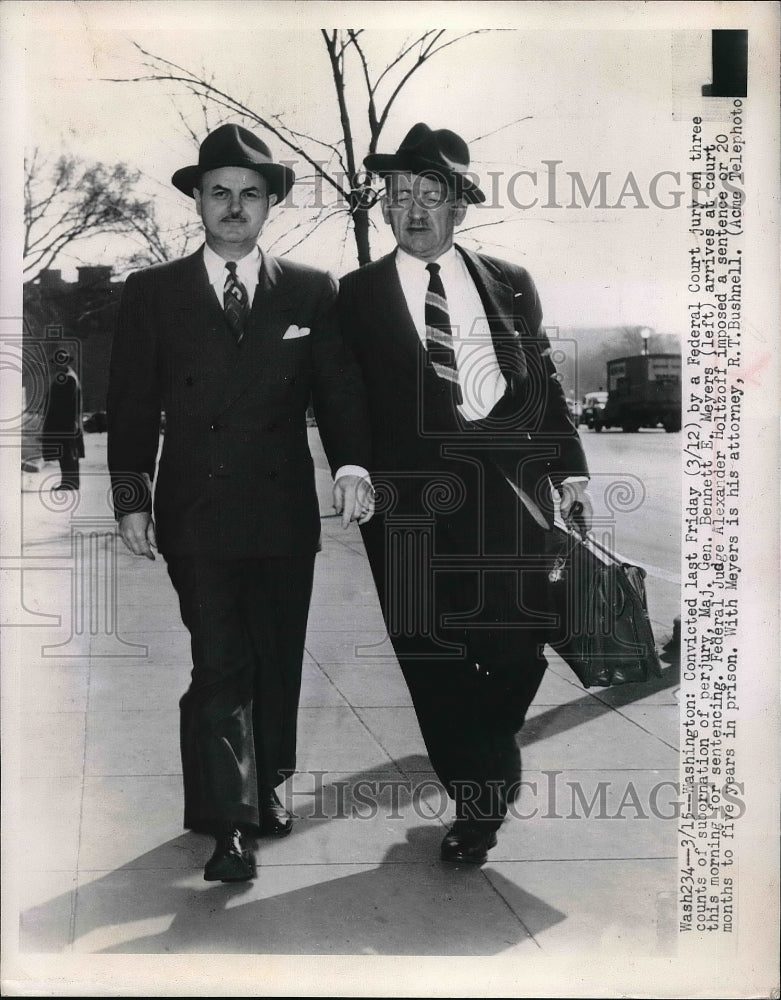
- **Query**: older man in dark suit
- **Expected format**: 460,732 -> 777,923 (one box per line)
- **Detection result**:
107,124 -> 373,882
339,124 -> 592,864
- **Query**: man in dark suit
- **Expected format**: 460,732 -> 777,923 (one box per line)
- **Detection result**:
42,350 -> 84,490
107,124 -> 373,882
339,124 -> 592,864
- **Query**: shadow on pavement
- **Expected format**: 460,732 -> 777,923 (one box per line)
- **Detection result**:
21,763 -> 565,955
19,643 -> 678,955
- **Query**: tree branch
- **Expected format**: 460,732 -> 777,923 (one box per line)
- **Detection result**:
347,30 -> 379,136
372,31 -> 439,90
108,42 -> 351,200
270,205 -> 347,255
321,30 -> 359,184
374,31 -> 447,139
270,114 -> 347,174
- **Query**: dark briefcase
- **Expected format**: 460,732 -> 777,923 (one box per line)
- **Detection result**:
545,524 -> 664,688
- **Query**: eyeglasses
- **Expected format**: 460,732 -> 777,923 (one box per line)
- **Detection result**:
385,191 -> 455,210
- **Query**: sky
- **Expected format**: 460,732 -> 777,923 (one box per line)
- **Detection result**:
7,1 -> 729,335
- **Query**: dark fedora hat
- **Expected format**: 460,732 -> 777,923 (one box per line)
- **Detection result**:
364,122 -> 485,204
172,123 -> 295,201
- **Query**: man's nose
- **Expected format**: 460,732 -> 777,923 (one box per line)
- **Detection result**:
228,194 -> 243,215
408,200 -> 427,219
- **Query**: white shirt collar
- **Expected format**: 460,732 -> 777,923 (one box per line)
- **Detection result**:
202,242 -> 261,283
395,244 -> 459,276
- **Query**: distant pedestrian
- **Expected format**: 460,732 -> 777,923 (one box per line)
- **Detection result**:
107,124 -> 373,883
41,350 -> 84,490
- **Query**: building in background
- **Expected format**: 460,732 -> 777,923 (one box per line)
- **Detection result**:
23,266 -> 122,413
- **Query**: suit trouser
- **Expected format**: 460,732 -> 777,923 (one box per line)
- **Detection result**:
45,440 -> 80,488
165,552 -> 316,834
58,446 -> 80,489
362,510 -> 551,826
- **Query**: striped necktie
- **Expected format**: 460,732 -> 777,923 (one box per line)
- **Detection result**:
424,262 -> 462,405
223,261 -> 249,344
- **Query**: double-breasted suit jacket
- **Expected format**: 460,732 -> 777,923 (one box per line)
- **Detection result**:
108,247 -> 370,557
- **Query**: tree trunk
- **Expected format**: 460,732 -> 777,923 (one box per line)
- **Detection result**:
352,204 -> 372,267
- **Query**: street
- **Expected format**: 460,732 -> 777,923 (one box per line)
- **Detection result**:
577,425 -> 681,636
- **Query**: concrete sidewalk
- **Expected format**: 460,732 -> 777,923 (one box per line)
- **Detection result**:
9,430 -> 680,969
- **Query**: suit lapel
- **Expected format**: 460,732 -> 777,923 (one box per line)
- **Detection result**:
371,251 -> 431,376
215,252 -> 295,414
170,247 -> 215,311
456,245 -> 525,386
168,248 -> 295,414
457,246 -> 516,335
247,252 -> 294,331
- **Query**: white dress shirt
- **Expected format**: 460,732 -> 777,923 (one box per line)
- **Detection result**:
202,243 -> 368,487
395,245 -> 587,511
203,242 -> 262,307
394,245 -> 507,422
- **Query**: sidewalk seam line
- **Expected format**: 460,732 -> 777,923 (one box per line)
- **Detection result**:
481,870 -> 542,947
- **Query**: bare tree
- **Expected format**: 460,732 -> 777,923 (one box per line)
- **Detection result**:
23,150 -> 169,279
109,30 -> 489,266
117,216 -> 203,272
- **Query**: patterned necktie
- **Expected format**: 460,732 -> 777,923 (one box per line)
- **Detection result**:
223,261 -> 249,344
424,262 -> 462,405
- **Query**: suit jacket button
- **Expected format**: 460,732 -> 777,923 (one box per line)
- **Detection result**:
210,422 -> 220,432
185,376 -> 194,386
268,470 -> 278,480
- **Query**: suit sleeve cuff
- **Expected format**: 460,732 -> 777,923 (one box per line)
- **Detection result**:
334,465 -> 372,484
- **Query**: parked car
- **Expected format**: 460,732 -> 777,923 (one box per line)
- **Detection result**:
566,396 -> 582,423
579,390 -> 608,430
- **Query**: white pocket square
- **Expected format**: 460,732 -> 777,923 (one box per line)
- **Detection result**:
283,325 -> 310,339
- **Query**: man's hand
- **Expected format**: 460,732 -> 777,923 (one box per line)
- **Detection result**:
118,511 -> 157,559
559,481 -> 593,537
333,475 -> 375,528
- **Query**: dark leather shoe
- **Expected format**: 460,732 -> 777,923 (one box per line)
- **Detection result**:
258,789 -> 293,837
203,827 -> 256,882
440,819 -> 499,864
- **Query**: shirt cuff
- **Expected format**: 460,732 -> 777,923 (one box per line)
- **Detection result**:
334,465 -> 371,484
560,476 -> 590,485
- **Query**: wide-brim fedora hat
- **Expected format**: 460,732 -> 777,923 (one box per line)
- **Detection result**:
364,122 -> 485,204
172,123 -> 295,201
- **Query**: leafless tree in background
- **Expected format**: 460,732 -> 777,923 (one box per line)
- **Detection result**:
24,150 -> 203,280
110,30 -> 489,266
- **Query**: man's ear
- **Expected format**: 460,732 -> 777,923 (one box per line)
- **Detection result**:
268,193 -> 279,208
381,197 -> 392,225
193,188 -> 203,217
